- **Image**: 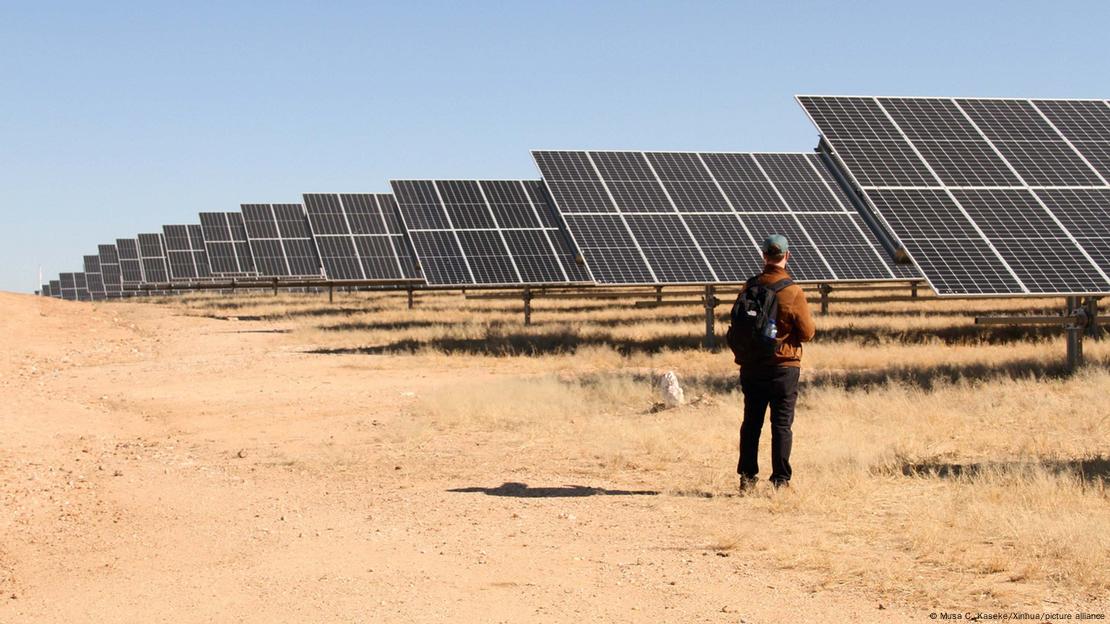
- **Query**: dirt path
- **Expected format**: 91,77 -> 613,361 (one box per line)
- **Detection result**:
0,293 -> 915,623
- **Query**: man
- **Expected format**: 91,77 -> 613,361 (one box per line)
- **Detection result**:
735,235 -> 815,491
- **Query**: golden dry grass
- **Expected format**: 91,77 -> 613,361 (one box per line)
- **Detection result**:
171,286 -> 1110,609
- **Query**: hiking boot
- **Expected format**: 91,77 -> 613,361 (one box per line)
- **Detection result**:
738,476 -> 758,494
770,480 -> 790,490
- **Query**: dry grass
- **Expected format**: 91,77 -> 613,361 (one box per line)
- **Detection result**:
171,286 -> 1110,609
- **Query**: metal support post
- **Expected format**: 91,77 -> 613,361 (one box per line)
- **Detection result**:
910,281 -> 919,299
328,284 -> 334,304
1065,296 -> 1085,371
523,287 -> 533,326
1084,297 -> 1101,340
703,285 -> 719,351
272,279 -> 278,296
407,285 -> 414,309
655,285 -> 663,303
818,283 -> 832,316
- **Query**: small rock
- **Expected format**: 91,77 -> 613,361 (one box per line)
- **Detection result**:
113,470 -> 123,477
394,465 -> 401,471
657,371 -> 685,407
237,449 -> 246,458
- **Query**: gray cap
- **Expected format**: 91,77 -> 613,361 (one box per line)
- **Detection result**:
762,234 -> 788,256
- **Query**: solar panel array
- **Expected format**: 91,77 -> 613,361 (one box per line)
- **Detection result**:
240,204 -> 322,278
532,150 -> 915,285
302,193 -> 421,282
390,180 -> 590,286
798,96 -> 1110,296
199,212 -> 256,276
163,224 -> 212,281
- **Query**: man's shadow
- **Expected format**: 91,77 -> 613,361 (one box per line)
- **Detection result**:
448,482 -> 659,498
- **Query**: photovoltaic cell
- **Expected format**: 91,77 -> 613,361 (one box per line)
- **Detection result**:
534,150 -> 911,285
390,180 -> 589,286
798,95 -> 1110,295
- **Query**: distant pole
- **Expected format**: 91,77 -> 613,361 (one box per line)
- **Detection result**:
523,287 -> 533,326
703,284 -> 718,351
818,283 -> 832,315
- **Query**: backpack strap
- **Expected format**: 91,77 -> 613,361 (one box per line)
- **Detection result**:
766,278 -> 793,293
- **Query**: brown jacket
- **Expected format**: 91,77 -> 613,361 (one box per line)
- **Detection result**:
743,264 -> 816,368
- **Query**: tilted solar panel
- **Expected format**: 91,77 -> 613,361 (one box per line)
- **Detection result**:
240,204 -> 322,278
199,212 -> 257,276
389,180 -> 590,286
59,273 -> 77,301
116,238 -> 145,285
74,272 -> 91,301
533,150 -> 914,285
137,233 -> 170,284
98,244 -> 125,297
162,224 -> 212,281
302,193 -> 422,282
83,255 -> 107,300
49,280 -> 61,298
798,95 -> 1110,296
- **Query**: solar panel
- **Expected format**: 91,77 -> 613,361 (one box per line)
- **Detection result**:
137,233 -> 170,284
239,204 -> 322,278
115,238 -> 146,286
59,273 -> 77,301
533,150 -> 913,285
48,280 -> 61,299
302,193 -> 422,282
199,212 -> 257,276
97,244 -> 125,298
162,224 -> 212,281
74,272 -> 91,301
40,284 -> 50,297
798,95 -> 1110,296
83,255 -> 107,301
389,180 -> 590,286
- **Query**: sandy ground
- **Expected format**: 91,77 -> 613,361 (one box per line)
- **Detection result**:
2,292 -> 932,623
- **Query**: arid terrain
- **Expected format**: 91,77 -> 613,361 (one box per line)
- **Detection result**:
1,287 -> 1107,623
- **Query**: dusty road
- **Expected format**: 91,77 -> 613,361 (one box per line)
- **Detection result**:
0,293 -> 915,622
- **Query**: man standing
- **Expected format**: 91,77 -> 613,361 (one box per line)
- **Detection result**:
729,235 -> 815,491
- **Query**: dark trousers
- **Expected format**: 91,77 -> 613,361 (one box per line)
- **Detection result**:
737,366 -> 800,484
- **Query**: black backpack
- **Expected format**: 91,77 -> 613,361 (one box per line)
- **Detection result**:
726,276 -> 793,365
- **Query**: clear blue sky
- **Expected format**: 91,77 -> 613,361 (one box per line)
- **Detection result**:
2,0 -> 1107,292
